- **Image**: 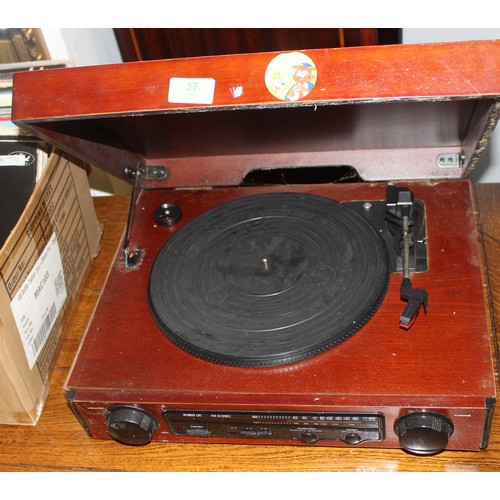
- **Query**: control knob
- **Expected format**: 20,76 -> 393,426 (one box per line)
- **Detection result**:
394,411 -> 454,455
107,406 -> 159,445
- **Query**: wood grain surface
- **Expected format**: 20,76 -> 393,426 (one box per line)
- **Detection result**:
1,185 -> 499,473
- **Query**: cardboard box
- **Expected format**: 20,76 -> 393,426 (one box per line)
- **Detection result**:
0,151 -> 101,425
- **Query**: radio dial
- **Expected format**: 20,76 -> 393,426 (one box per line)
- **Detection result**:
107,406 -> 159,445
394,411 -> 454,455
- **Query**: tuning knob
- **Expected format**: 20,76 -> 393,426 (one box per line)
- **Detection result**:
394,411 -> 454,455
107,406 -> 159,445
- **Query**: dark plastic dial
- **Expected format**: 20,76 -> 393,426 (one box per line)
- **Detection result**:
107,406 -> 159,445
394,411 -> 454,455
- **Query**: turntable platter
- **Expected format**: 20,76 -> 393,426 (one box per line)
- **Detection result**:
148,192 -> 390,367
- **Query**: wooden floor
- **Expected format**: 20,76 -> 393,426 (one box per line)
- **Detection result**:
1,184 -> 499,472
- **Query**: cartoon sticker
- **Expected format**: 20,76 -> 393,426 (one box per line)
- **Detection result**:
265,52 -> 317,102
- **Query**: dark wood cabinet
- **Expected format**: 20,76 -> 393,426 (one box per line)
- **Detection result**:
114,28 -> 401,61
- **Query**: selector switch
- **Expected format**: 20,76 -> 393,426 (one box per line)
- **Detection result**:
107,406 -> 159,445
394,411 -> 454,455
186,426 -> 211,436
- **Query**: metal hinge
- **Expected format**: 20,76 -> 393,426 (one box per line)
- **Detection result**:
124,165 -> 168,180
436,153 -> 464,169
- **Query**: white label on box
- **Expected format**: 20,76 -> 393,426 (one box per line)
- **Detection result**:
168,77 -> 216,104
10,233 -> 67,369
0,152 -> 35,166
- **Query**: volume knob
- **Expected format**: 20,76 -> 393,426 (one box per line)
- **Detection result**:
107,406 -> 159,445
394,411 -> 454,455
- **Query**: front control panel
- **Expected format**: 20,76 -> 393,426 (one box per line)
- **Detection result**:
96,403 -> 493,452
163,410 -> 385,445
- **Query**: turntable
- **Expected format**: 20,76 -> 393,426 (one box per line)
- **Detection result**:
12,40 -> 500,455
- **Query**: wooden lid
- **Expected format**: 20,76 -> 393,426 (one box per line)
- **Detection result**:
12,40 -> 500,186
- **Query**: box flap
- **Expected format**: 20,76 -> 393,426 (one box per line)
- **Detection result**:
11,40 -> 500,186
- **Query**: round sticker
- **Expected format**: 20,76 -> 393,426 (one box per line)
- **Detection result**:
265,52 -> 317,101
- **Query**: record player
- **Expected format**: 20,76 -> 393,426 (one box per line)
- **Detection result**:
12,40 -> 500,455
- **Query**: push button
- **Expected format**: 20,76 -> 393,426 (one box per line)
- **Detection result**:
344,432 -> 362,444
300,431 -> 318,444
